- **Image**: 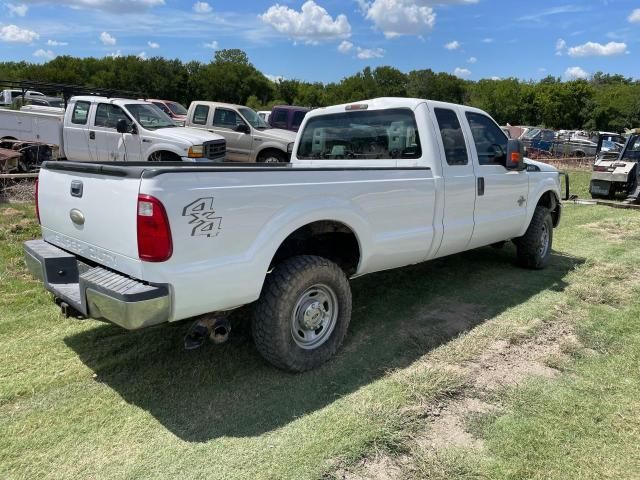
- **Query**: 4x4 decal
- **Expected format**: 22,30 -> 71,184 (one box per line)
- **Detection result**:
182,197 -> 222,237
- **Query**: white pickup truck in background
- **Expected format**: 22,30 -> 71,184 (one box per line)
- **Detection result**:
0,96 -> 226,162
24,97 -> 565,371
186,101 -> 296,163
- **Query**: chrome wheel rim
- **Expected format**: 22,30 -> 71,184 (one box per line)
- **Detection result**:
538,224 -> 550,258
291,284 -> 338,349
263,156 -> 280,163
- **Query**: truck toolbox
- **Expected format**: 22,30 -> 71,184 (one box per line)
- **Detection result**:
24,239 -> 170,330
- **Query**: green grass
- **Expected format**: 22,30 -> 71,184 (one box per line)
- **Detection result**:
566,168 -> 591,199
2,201 -> 640,479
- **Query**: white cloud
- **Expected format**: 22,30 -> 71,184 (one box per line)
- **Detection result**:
137,51 -> 147,60
565,66 -> 589,80
109,49 -> 122,58
260,0 -> 351,44
47,39 -> 68,46
338,40 -> 353,54
567,41 -> 628,57
444,40 -> 460,50
628,8 -> 640,23
356,46 -> 385,59
33,48 -> 55,60
147,41 -> 159,48
0,24 -> 38,42
6,3 -> 28,16
203,40 -> 219,49
365,0 -> 435,38
265,74 -> 285,83
21,0 -> 164,12
482,37 -> 493,43
467,56 -> 477,64
192,1 -> 211,13
100,31 -> 116,46
453,67 -> 471,78
555,38 -> 566,55
490,76 -> 501,81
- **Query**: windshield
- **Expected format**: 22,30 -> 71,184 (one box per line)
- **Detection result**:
125,103 -> 177,130
622,136 -> 640,161
297,108 -> 422,160
167,101 -> 187,116
523,128 -> 541,139
239,107 -> 269,129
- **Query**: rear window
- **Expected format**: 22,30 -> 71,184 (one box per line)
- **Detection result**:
192,104 -> 209,125
292,110 -> 307,129
297,108 -> 421,160
71,101 -> 90,125
271,109 -> 288,129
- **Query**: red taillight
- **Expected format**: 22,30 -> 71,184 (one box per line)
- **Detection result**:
137,194 -> 173,262
34,178 -> 40,224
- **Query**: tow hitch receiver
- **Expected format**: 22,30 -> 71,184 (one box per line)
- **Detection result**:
184,313 -> 231,350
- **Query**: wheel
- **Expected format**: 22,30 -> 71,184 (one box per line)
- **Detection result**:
515,206 -> 553,270
257,150 -> 286,163
252,255 -> 352,372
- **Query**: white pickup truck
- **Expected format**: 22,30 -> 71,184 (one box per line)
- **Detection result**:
24,98 -> 565,371
0,96 -> 226,163
185,101 -> 296,163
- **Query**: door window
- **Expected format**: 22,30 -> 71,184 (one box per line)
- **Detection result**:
271,109 -> 288,129
192,105 -> 209,125
292,110 -> 307,129
213,108 -> 245,129
94,104 -> 129,129
434,108 -> 468,166
465,112 -> 508,166
71,101 -> 91,125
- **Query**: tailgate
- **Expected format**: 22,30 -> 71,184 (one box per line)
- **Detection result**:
38,165 -> 143,278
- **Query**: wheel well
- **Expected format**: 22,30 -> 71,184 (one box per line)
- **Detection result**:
537,191 -> 560,227
148,150 -> 181,162
257,147 -> 287,162
270,221 -> 361,275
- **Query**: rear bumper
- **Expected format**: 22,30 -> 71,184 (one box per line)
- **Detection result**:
24,239 -> 170,330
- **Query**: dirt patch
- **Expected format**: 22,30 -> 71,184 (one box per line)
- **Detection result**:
583,219 -> 640,243
2,207 -> 22,217
9,218 -> 34,233
566,261 -> 640,306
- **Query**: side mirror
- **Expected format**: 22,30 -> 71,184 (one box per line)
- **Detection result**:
506,139 -> 526,170
235,124 -> 250,134
116,119 -> 131,134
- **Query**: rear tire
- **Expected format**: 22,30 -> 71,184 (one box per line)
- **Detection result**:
515,206 -> 553,270
252,255 -> 352,372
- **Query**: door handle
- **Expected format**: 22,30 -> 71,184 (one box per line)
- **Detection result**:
477,177 -> 485,196
89,131 -> 95,140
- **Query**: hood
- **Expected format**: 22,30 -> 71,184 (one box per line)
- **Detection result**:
255,128 -> 297,143
525,158 -> 559,173
144,126 -> 224,145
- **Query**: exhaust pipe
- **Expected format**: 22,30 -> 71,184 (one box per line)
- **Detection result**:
210,317 -> 231,345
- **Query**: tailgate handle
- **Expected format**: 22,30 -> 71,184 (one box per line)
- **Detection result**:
70,180 -> 83,198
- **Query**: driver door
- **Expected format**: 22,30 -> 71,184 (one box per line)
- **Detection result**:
209,108 -> 252,162
464,111 -> 528,248
93,103 -> 142,162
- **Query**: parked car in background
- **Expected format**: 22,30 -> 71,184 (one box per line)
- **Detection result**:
16,95 -> 65,109
186,101 -> 296,162
147,99 -> 188,126
268,105 -> 310,132
0,96 -> 226,163
521,128 -> 556,152
591,134 -> 640,200
0,89 -> 45,107
257,110 -> 271,123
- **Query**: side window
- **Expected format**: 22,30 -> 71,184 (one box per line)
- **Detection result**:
71,101 -> 90,125
292,111 -> 306,129
465,112 -> 508,166
153,102 -> 172,116
271,109 -> 288,129
434,108 -> 468,166
213,108 -> 244,129
192,105 -> 209,125
94,104 -> 129,129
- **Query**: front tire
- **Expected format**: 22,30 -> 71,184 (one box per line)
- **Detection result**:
257,150 -> 287,163
515,206 -> 553,270
252,255 -> 352,372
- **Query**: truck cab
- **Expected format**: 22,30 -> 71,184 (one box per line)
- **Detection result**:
186,101 -> 296,163
63,97 -> 226,162
268,105 -> 310,132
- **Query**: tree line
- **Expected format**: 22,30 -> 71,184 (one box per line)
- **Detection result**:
1,49 -> 639,132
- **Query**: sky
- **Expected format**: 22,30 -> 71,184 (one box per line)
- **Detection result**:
0,0 -> 639,84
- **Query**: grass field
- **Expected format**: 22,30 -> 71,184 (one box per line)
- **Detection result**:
2,197 -> 639,480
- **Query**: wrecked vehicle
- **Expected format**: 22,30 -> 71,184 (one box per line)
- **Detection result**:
590,132 -> 640,202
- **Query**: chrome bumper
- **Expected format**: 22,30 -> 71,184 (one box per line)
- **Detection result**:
24,239 -> 170,330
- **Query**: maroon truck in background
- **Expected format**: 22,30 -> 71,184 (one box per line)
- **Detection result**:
147,99 -> 188,126
268,105 -> 310,132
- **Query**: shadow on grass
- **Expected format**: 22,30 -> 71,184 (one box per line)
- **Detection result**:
65,246 -> 582,442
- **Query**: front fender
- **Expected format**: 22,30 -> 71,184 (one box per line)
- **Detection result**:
253,141 -> 289,160
522,175 -> 561,235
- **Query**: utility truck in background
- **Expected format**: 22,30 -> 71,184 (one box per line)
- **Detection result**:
0,96 -> 226,166
25,97 -> 566,372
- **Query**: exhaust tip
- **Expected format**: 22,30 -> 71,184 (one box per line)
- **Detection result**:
210,318 -> 231,345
